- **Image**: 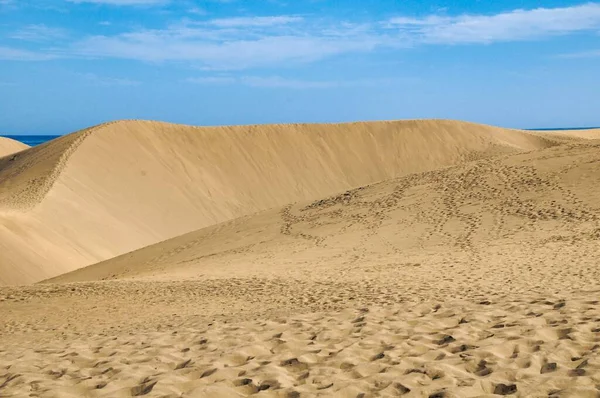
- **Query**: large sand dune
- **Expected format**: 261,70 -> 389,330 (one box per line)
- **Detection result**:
0,119 -> 557,285
2,121 -> 600,397
49,137 -> 600,285
0,136 -> 28,158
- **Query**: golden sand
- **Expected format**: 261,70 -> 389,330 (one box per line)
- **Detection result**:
1,121 -> 600,397
0,137 -> 28,158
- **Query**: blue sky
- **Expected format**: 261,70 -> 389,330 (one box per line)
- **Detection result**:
1,0 -> 599,134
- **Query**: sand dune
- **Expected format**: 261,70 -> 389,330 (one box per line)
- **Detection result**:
0,136 -> 28,158
50,134 -> 600,285
539,128 -> 600,140
1,127 -> 599,397
0,119 -> 558,285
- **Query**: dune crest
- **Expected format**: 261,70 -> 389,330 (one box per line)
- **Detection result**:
0,136 -> 29,158
0,126 -> 98,211
0,119 -> 558,285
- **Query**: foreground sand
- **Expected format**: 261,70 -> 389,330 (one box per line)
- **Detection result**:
1,122 -> 600,397
2,282 -> 599,397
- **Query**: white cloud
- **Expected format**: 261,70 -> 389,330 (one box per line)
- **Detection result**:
69,19 -> 385,69
9,24 -> 67,42
4,3 -> 600,67
66,4 -> 600,69
387,3 -> 600,44
187,7 -> 206,16
0,46 -> 57,61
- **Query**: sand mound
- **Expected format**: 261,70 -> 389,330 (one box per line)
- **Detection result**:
50,137 -> 600,284
0,119 -> 558,285
536,128 -> 600,141
0,128 -> 95,210
0,136 -> 28,158
562,128 -> 600,138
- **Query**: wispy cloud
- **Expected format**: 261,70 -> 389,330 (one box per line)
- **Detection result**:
187,75 -> 409,89
79,72 -> 140,86
241,76 -> 337,89
3,3 -> 600,68
0,46 -> 57,61
0,0 -> 16,10
66,0 -> 167,5
207,16 -> 303,28
558,49 -> 600,58
69,18 -> 385,69
387,3 -> 600,44
9,24 -> 67,42
187,7 -> 206,16
187,76 -> 236,84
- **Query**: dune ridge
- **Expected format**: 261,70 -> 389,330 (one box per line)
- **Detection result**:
0,119 -> 559,285
0,136 -> 29,158
0,125 -> 100,211
0,119 -> 557,213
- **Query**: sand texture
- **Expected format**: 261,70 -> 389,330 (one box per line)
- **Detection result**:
1,120 -> 600,397
540,128 -> 600,140
0,137 -> 28,158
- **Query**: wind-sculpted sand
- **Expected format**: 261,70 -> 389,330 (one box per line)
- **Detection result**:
0,120 -> 557,285
0,137 -> 28,158
1,121 -> 600,397
2,283 -> 600,397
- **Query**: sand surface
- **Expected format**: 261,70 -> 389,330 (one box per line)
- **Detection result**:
0,137 -> 28,158
1,121 -> 600,397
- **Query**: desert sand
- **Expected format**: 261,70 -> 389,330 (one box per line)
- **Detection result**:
1,120 -> 600,397
0,137 -> 28,158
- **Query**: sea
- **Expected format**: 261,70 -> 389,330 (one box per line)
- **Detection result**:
2,126 -> 599,147
1,135 -> 60,146
528,127 -> 599,131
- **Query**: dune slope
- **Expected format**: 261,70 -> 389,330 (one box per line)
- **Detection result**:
50,137 -> 600,285
0,119 -> 557,285
0,136 -> 29,158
